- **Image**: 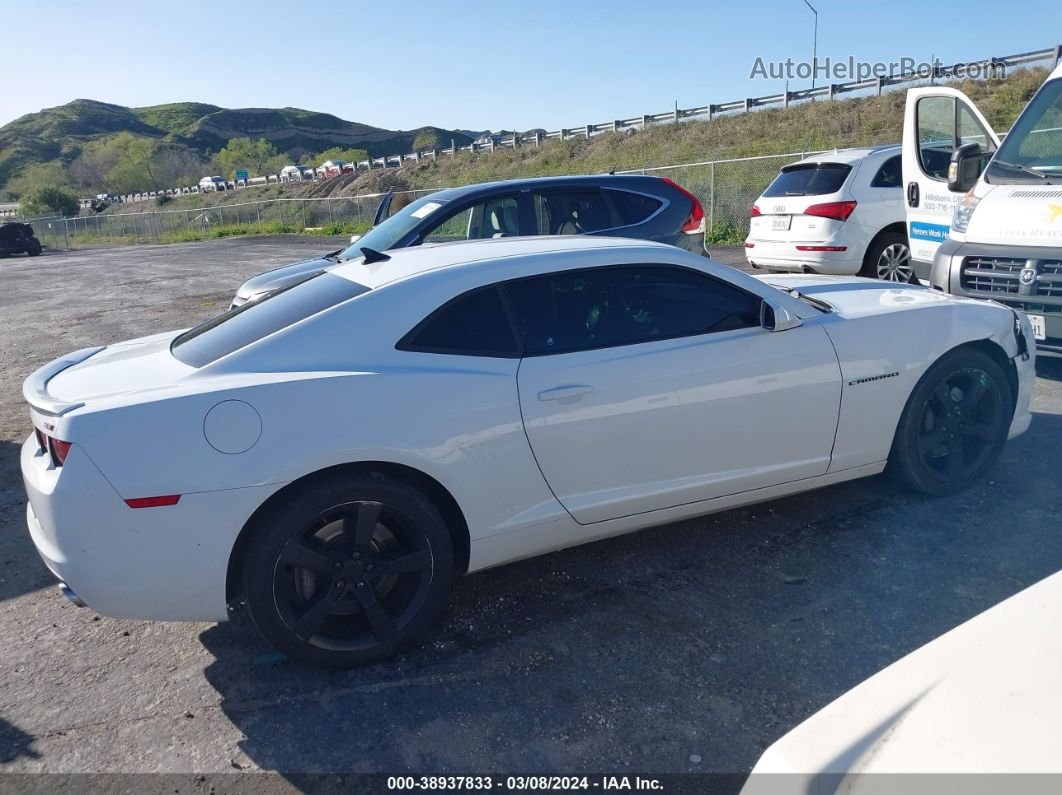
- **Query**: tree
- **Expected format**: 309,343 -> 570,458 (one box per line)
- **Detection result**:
412,130 -> 440,150
21,185 -> 80,217
306,147 -> 369,167
218,137 -> 284,179
4,162 -> 71,201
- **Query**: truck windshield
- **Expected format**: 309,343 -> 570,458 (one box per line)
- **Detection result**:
337,194 -> 450,261
987,78 -> 1062,182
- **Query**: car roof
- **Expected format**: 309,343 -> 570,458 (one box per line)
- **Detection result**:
330,236 -> 674,290
422,174 -> 670,203
790,144 -> 900,167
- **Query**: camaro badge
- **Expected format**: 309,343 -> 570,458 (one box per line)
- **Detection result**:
848,371 -> 900,386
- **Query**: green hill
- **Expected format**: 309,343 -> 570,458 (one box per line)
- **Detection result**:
0,99 -> 474,198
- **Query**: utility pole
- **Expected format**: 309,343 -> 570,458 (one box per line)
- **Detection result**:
802,0 -> 818,91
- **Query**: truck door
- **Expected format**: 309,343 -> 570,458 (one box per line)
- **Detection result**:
902,87 -> 1000,280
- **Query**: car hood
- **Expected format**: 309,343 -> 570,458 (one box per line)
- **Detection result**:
235,256 -> 332,301
741,570 -> 1062,790
756,274 -> 992,319
962,182 -> 1062,247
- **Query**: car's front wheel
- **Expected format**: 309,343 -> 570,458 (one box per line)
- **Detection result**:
243,472 -> 454,668
861,232 -> 913,282
889,348 -> 1014,495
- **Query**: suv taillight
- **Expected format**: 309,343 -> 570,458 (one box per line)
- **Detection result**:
750,205 -> 762,217
663,178 -> 706,234
804,201 -> 857,222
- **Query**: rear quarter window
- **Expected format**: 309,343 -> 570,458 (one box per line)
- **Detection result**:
762,163 -> 852,197
605,190 -> 663,226
171,272 -> 369,367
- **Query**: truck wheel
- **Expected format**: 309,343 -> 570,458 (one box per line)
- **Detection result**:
889,349 -> 1013,495
861,232 -> 912,282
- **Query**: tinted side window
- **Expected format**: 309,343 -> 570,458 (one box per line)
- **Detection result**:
762,163 -> 852,197
400,287 -> 518,357
421,196 -> 520,243
533,191 -> 615,235
870,155 -> 902,188
504,266 -> 761,355
605,190 -> 663,226
916,95 -> 955,179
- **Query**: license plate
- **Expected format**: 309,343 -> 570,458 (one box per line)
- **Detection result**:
771,215 -> 792,231
1028,314 -> 1046,341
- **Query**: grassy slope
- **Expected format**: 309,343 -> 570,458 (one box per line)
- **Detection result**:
91,68 -> 1047,228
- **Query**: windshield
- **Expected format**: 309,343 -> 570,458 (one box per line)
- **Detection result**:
987,78 -> 1062,183
338,194 -> 450,261
171,272 -> 369,367
762,163 -> 852,197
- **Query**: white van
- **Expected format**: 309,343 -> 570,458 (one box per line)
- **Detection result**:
903,62 -> 1062,355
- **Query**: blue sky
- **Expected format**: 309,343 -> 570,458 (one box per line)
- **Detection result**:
0,0 -> 1053,131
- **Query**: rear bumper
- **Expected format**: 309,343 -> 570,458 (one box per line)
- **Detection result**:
21,434 -> 278,622
744,239 -> 861,275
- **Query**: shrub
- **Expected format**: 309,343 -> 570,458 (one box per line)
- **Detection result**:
21,185 -> 80,217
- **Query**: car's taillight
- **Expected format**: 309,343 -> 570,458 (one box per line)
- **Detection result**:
663,178 -> 706,234
49,438 -> 72,467
125,495 -> 181,509
34,428 -> 47,453
804,201 -> 857,222
750,205 -> 762,217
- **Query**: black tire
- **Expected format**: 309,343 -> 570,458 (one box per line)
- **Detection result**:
889,348 -> 1014,495
27,248 -> 41,257
243,471 -> 454,668
860,231 -> 913,282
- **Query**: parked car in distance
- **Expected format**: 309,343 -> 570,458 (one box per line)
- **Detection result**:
741,570 -> 1062,792
198,176 -> 227,192
0,221 -> 42,257
23,237 -> 1034,668
230,174 -> 708,308
746,145 -> 912,281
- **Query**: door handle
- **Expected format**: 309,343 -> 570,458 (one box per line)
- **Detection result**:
537,384 -> 594,403
906,181 -> 920,208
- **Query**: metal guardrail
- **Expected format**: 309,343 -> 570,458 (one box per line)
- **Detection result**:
42,42 -> 1062,211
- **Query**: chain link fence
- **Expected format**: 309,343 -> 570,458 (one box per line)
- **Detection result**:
16,151 -> 832,252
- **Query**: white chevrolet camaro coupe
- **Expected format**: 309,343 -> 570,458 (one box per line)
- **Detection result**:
22,237 -> 1035,667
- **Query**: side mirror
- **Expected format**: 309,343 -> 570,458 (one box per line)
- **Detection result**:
760,298 -> 802,332
948,143 -> 982,193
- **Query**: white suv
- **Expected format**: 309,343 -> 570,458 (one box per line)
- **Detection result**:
745,145 -> 912,281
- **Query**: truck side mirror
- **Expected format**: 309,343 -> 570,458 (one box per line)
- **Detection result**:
948,143 -> 982,193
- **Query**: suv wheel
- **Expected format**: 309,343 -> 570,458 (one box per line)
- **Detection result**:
861,232 -> 913,282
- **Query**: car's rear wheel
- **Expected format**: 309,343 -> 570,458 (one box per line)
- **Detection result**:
243,472 -> 453,668
889,349 -> 1013,495
861,232 -> 912,282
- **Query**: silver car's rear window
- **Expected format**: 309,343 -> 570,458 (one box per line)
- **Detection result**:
171,272 -> 369,367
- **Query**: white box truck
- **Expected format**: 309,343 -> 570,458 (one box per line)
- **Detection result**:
902,60 -> 1062,356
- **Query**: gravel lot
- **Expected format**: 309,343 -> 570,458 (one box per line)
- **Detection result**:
0,238 -> 1060,780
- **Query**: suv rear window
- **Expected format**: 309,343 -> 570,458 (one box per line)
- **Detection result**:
762,163 -> 852,197
171,272 -> 369,367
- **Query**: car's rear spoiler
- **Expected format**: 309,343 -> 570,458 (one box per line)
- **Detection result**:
23,346 -> 105,416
